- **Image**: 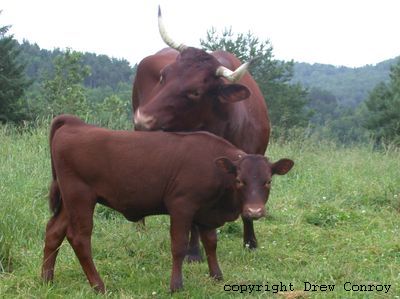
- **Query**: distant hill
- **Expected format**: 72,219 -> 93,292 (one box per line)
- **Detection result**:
292,57 -> 399,107
18,40 -> 136,90
17,40 -> 398,108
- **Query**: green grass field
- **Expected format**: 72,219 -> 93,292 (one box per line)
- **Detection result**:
1,122 -> 399,298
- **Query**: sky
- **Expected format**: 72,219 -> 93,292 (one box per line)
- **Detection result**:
1,0 -> 399,68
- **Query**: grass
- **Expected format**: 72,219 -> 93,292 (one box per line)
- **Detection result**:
0,121 -> 399,298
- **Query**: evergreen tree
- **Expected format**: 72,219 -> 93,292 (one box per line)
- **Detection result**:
364,59 -> 400,145
200,28 -> 310,134
0,15 -> 29,122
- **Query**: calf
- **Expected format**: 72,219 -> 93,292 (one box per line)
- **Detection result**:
42,114 -> 293,292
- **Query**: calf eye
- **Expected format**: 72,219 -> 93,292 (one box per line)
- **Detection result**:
264,180 -> 272,187
235,178 -> 245,188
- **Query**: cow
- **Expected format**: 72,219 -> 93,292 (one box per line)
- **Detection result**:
132,7 -> 271,259
41,114 -> 293,293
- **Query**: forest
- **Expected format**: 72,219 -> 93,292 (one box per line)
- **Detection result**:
1,23 -> 400,145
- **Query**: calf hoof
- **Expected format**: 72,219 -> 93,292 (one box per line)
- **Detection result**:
93,283 -> 106,294
211,272 -> 223,281
41,269 -> 54,283
170,281 -> 183,293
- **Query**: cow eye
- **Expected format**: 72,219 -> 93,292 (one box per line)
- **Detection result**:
187,90 -> 201,101
159,70 -> 166,84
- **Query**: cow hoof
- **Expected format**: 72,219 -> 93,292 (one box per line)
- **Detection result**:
244,240 -> 257,250
186,253 -> 203,263
135,218 -> 146,231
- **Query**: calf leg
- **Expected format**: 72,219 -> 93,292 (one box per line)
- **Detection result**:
65,195 -> 105,293
242,217 -> 257,249
186,224 -> 203,263
169,215 -> 192,292
42,207 -> 68,282
199,228 -> 222,280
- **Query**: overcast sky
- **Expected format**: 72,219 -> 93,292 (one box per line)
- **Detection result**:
1,0 -> 399,67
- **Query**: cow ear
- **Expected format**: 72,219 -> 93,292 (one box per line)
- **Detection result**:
272,159 -> 294,175
218,84 -> 251,103
215,157 -> 237,174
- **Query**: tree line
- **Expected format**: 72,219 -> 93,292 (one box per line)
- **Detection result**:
1,18 -> 399,145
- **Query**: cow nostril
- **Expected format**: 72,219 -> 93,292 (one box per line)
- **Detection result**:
134,110 -> 156,130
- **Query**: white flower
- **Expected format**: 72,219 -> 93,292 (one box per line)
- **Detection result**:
152,291 -> 157,296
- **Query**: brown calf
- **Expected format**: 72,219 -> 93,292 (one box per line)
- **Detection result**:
42,114 -> 293,292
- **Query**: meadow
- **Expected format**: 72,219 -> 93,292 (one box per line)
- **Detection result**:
0,120 -> 399,298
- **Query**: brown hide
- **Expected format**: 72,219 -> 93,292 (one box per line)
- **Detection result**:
132,47 -> 270,154
132,47 -> 271,252
42,115 -> 293,292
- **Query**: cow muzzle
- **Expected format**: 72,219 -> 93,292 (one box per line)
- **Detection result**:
242,205 -> 266,220
134,109 -> 156,131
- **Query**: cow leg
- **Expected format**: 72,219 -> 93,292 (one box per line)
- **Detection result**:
242,217 -> 257,249
65,194 -> 105,293
136,217 -> 146,231
199,228 -> 222,280
169,214 -> 191,292
186,224 -> 203,263
42,207 -> 68,282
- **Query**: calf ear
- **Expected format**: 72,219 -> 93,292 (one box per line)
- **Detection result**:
218,84 -> 251,103
272,159 -> 294,175
215,157 -> 237,174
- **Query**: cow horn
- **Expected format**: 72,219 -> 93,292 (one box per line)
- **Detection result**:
215,61 -> 250,83
158,6 -> 187,52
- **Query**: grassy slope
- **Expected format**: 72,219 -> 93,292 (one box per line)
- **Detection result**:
0,123 -> 399,298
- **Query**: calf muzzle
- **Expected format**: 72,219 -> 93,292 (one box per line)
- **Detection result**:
242,206 -> 266,220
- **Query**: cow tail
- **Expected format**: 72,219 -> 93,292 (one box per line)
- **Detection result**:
48,116 -> 67,216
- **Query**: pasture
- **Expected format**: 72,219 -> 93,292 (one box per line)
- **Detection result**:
0,121 -> 399,298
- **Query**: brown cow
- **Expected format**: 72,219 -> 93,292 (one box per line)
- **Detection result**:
42,114 -> 293,293
132,7 -> 270,258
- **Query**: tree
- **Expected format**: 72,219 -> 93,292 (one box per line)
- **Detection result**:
364,59 -> 400,145
40,49 -> 91,117
307,88 -> 339,125
200,28 -> 310,134
0,14 -> 29,122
